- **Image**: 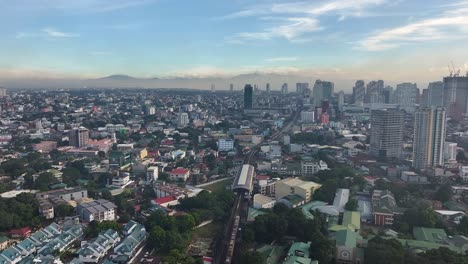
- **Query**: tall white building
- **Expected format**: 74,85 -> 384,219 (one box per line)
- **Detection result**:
338,90 -> 345,111
394,83 -> 419,112
301,111 -> 315,123
177,112 -> 189,127
413,107 -> 446,170
370,109 -> 404,159
444,142 -> 457,162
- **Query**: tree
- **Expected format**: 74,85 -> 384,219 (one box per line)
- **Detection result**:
149,226 -> 166,249
457,151 -> 466,162
238,252 -> 264,264
434,184 -> 452,203
35,172 -> 58,191
365,237 -> 405,264
55,204 -> 75,217
309,232 -> 336,263
458,216 -> 468,235
345,198 -> 358,211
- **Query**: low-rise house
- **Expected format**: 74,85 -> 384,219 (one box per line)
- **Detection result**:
112,221 -> 147,262
9,227 -> 31,239
253,194 -> 276,209
168,168 -> 190,181
78,229 -> 120,263
372,190 -> 404,226
77,199 -> 117,222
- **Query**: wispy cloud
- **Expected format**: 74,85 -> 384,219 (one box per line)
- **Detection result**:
42,27 -> 79,38
265,57 -> 298,62
358,8 -> 468,51
220,0 -> 387,19
228,17 -> 321,42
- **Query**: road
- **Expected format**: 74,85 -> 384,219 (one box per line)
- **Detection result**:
216,109 -> 300,264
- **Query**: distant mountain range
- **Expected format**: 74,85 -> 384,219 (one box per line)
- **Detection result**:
1,72 -> 357,91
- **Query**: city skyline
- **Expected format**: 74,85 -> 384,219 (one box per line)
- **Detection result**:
2,0 -> 468,90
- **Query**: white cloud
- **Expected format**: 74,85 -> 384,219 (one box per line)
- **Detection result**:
359,14 -> 468,51
228,17 -> 321,42
221,0 -> 387,19
265,57 -> 298,62
42,27 -> 79,38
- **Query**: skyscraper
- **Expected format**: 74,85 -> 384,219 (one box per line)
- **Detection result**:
69,127 -> 89,148
338,90 -> 345,111
281,83 -> 288,95
312,80 -> 334,107
244,84 -> 253,109
353,80 -> 365,104
394,83 -> 419,112
296,83 -> 309,94
412,107 -> 446,170
370,109 -> 404,159
382,86 -> 393,104
366,80 -> 384,103
427,81 -> 444,107
266,83 -> 270,93
443,75 -> 468,120
229,83 -> 234,92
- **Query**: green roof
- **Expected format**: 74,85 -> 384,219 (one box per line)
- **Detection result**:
247,207 -> 267,222
0,236 -> 8,243
343,211 -> 361,231
283,242 -> 312,264
413,227 -> 447,243
335,229 -> 361,248
281,195 -> 305,205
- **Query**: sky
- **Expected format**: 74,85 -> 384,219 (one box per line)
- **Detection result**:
1,0 -> 468,90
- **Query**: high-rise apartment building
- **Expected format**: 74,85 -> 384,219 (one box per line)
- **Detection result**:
244,84 -> 253,109
281,83 -> 288,95
444,142 -> 457,162
296,83 -> 309,94
338,90 -> 345,111
382,86 -> 393,104
69,127 -> 89,148
177,112 -> 189,127
443,76 -> 468,120
412,107 -> 446,170
370,109 -> 404,159
313,80 -> 334,107
427,81 -> 444,107
0,87 -> 6,97
394,83 -> 419,112
366,80 -> 384,104
300,111 -> 315,123
353,80 -> 365,104
266,83 -> 270,93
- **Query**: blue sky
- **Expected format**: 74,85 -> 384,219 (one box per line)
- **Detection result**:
1,0 -> 468,84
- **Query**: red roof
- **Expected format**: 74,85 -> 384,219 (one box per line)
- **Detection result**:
170,168 -> 189,174
256,175 -> 270,181
9,227 -> 31,237
154,196 -> 177,205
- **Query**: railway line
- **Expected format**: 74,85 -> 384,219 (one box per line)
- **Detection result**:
216,110 -> 300,264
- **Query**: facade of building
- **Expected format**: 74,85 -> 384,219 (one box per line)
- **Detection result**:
77,199 -> 117,222
312,80 -> 334,107
372,190 -> 403,226
300,111 -> 315,123
168,168 -> 190,181
394,82 -> 419,112
444,142 -> 457,162
428,81 -> 444,107
370,109 -> 404,159
353,80 -> 365,104
443,75 -> 468,120
218,138 -> 235,151
244,84 -> 253,109
366,80 -> 384,103
413,107 -> 446,170
69,127 -> 89,148
176,112 -> 189,128
274,178 -> 321,202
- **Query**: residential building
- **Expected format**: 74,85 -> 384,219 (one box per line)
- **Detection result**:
313,80 -> 334,107
300,111 -> 315,123
244,84 -> 253,109
372,190 -> 404,226
77,229 -> 120,263
176,112 -> 189,128
352,80 -> 365,104
168,168 -> 190,181
69,127 -> 89,148
460,166 -> 468,182
444,142 -> 457,162
301,160 -> 327,177
281,83 -> 288,95
146,166 -> 158,183
296,82 -> 309,94
394,82 -> 419,112
77,199 -> 117,222
443,75 -> 468,120
275,178 -> 321,202
370,109 -> 404,159
366,80 -> 384,103
218,139 -> 235,151
428,81 -> 444,107
413,107 -> 446,170
112,221 -> 147,262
